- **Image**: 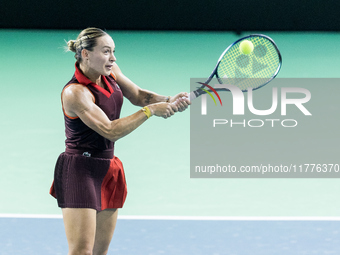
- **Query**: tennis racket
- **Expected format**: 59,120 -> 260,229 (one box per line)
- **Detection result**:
188,34 -> 282,101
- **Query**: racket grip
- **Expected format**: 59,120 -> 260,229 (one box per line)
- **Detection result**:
188,91 -> 196,101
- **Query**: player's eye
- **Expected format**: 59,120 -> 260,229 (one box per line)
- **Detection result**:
104,49 -> 115,55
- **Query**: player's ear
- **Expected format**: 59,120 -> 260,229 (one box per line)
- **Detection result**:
81,49 -> 89,60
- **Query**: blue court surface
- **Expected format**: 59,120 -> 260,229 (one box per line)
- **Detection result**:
1,216 -> 340,255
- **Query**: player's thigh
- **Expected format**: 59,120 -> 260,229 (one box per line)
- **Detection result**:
62,208 -> 97,252
93,208 -> 118,254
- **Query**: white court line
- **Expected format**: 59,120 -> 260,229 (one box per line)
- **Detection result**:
1,214 -> 340,221
119,216 -> 340,221
0,214 -> 62,219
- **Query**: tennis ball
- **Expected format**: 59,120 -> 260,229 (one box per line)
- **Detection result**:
239,40 -> 254,55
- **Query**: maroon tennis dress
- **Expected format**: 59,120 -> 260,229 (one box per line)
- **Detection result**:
50,63 -> 127,211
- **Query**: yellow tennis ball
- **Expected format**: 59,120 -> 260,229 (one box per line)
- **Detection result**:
239,40 -> 254,54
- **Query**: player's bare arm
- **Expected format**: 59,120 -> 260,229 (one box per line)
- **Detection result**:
112,63 -> 190,110
62,84 -> 176,142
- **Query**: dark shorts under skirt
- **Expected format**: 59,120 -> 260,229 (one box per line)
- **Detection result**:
50,152 -> 127,211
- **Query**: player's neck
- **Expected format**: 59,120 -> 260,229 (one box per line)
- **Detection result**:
79,63 -> 102,86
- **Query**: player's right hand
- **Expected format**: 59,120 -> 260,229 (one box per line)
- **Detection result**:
148,102 -> 177,119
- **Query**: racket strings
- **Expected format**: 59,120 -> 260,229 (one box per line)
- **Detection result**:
217,36 -> 280,91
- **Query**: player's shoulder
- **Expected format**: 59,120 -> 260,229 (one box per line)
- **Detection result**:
63,83 -> 90,96
62,83 -> 93,101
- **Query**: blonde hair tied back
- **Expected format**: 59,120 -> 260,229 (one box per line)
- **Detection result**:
66,39 -> 77,53
65,28 -> 108,62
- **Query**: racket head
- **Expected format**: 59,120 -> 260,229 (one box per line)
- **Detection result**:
190,34 -> 282,100
214,34 -> 282,91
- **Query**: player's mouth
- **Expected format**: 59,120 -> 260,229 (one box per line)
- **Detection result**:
105,65 -> 113,70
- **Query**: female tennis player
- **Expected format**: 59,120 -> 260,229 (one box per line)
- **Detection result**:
49,27 -> 190,255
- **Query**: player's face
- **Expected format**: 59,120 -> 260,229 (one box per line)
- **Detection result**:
86,35 -> 116,77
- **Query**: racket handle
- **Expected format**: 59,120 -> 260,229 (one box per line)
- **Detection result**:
188,91 -> 197,101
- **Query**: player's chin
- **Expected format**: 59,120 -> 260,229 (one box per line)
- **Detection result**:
103,69 -> 112,76
103,65 -> 113,75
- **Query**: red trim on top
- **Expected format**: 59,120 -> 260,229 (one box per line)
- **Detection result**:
91,84 -> 112,98
74,63 -> 92,86
103,75 -> 113,94
74,63 -> 114,98
92,75 -> 113,98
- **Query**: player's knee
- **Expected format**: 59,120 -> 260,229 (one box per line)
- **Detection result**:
93,247 -> 109,255
70,249 -> 93,255
82,250 -> 93,255
69,244 -> 94,255
93,251 -> 108,255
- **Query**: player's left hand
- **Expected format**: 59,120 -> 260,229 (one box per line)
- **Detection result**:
170,92 -> 191,112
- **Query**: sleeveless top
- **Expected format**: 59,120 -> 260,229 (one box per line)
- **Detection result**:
62,63 -> 123,158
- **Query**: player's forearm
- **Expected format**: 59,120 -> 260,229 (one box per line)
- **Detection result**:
137,89 -> 169,106
103,110 -> 149,142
